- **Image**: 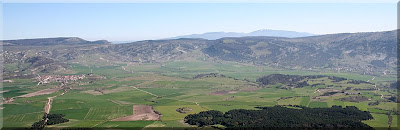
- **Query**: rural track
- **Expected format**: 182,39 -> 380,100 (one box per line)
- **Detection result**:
43,89 -> 68,127
44,90 -> 67,114
131,86 -> 209,110
132,86 -> 158,97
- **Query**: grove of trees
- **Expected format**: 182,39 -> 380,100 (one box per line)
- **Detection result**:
185,105 -> 373,129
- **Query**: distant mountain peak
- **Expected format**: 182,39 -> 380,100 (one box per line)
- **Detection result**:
249,29 -> 315,37
252,29 -> 273,32
169,29 -> 316,40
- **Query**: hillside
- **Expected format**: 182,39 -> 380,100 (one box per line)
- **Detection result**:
202,30 -> 397,74
1,37 -> 110,46
2,30 -> 396,78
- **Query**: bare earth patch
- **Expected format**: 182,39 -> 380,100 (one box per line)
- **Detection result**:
2,80 -> 14,83
17,88 -> 61,98
0,90 -> 10,94
112,105 -> 161,121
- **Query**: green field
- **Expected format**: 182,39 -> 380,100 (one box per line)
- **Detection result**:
1,60 -> 398,129
308,102 -> 329,108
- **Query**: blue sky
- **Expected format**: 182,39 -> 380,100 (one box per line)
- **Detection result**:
3,2 -> 397,41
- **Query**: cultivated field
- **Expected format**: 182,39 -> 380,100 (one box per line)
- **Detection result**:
1,59 -> 398,129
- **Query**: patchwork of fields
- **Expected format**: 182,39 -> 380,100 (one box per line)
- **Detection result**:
1,60 -> 398,129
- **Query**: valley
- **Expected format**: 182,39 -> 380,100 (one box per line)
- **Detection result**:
0,31 -> 398,129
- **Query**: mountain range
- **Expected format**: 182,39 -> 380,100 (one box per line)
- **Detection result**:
1,37 -> 110,46
169,29 -> 316,40
2,30 -> 396,78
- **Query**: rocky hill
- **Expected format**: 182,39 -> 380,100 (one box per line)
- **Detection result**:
203,30 -> 397,74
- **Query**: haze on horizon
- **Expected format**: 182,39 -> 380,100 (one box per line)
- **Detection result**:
3,2 -> 397,41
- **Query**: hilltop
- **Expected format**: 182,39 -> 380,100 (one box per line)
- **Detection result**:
1,37 -> 110,46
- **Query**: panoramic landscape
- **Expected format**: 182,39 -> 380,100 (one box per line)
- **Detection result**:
0,1 -> 398,129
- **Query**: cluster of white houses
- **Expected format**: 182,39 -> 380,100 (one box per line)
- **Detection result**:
36,74 -> 85,85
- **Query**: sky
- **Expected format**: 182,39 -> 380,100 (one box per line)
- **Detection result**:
2,1 -> 398,41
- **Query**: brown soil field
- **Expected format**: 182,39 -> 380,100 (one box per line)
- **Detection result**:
17,88 -> 61,98
112,105 -> 161,121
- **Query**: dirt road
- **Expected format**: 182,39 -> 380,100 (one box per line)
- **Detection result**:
43,89 -> 67,125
